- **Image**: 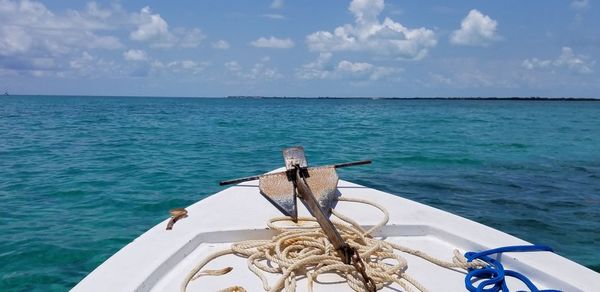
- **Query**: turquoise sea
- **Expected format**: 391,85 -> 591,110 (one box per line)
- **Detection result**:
1,95 -> 599,291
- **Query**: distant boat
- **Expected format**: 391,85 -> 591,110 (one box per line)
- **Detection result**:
3,91 -> 8,96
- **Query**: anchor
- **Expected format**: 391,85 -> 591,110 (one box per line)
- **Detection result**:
219,146 -> 371,267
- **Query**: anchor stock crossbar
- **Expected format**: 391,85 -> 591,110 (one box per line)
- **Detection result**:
219,146 -> 371,265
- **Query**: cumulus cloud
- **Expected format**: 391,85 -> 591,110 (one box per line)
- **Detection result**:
70,52 -> 96,70
337,60 -> 399,80
177,28 -> 206,48
295,53 -> 335,80
247,63 -> 283,80
68,51 -> 119,77
0,1 -> 211,78
522,47 -> 594,74
130,7 -> 170,41
296,53 -> 400,81
212,40 -> 230,50
130,6 -> 205,48
0,0 -> 122,75
123,49 -> 147,61
225,60 -> 283,81
151,60 -> 208,75
450,9 -> 499,46
85,2 -> 112,19
0,0 -> 122,56
250,36 -> 295,49
270,0 -> 284,9
305,0 -> 436,60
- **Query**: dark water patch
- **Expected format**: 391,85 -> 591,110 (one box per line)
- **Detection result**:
506,143 -> 528,149
509,218 -> 557,232
397,155 -> 482,165
409,180 -> 474,193
489,198 -> 526,209
52,189 -> 87,198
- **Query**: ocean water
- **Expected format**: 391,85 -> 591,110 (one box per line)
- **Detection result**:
0,95 -> 599,291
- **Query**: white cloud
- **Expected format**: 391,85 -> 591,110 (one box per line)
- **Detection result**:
123,49 -> 147,61
0,25 -> 32,55
85,2 -> 112,19
270,0 -> 284,9
295,52 -> 335,80
424,58 -> 528,90
70,52 -> 95,69
250,36 -> 295,49
522,47 -> 594,74
130,7 -> 170,42
450,9 -> 500,46
225,61 -> 242,72
337,60 -> 373,73
0,0 -> 122,57
0,0 -> 122,76
306,0 -> 437,60
0,1 -> 212,79
262,14 -> 286,20
130,7 -> 205,48
337,60 -> 400,80
225,60 -> 283,81
152,59 -> 208,75
68,51 -> 120,77
570,0 -> 589,23
212,40 -> 230,50
349,0 -> 384,24
177,28 -> 206,48
247,63 -> 283,80
571,0 -> 589,10
296,53 -> 400,81
370,66 -> 401,81
429,71 -> 496,88
429,73 -> 453,86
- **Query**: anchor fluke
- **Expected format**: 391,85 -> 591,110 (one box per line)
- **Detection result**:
219,146 -> 370,222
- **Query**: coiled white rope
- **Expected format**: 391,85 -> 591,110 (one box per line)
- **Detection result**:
181,197 -> 483,292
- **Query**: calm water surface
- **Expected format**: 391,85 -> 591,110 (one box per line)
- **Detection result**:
1,96 -> 599,290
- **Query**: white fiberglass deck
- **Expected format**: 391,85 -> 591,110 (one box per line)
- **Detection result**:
73,179 -> 600,291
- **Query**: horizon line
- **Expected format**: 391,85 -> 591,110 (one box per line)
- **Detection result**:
3,94 -> 599,100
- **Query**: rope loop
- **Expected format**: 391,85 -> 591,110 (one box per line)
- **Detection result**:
181,197 -> 561,292
464,245 -> 560,292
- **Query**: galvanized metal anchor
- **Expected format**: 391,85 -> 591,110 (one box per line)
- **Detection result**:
220,147 -> 376,290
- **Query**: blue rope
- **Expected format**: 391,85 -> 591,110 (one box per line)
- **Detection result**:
464,245 -> 562,292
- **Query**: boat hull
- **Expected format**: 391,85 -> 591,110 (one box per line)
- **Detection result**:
73,179 -> 600,291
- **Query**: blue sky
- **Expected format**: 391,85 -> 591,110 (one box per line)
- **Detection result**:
1,0 -> 598,97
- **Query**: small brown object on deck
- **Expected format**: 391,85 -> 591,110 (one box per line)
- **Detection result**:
166,208 -> 188,230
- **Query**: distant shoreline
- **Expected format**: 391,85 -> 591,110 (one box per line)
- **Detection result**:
226,96 -> 600,101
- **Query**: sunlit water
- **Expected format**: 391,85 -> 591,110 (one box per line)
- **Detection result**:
1,96 -> 599,290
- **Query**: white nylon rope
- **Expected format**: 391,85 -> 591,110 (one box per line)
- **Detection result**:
181,197 -> 484,292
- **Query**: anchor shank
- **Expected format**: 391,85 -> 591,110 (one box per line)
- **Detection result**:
294,168 -> 353,264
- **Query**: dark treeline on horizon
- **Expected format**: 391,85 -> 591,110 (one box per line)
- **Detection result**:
226,96 -> 599,101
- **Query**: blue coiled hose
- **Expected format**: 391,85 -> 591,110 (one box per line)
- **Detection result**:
464,245 -> 562,292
